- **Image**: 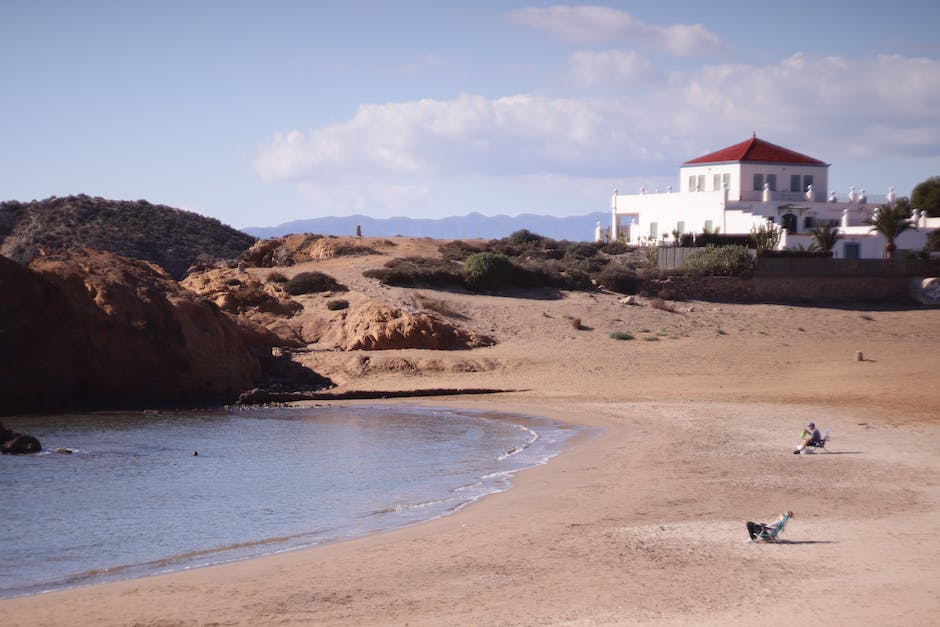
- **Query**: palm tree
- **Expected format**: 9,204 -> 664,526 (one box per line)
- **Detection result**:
865,202 -> 914,259
808,223 -> 841,254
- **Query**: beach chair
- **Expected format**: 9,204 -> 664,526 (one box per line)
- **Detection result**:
806,428 -> 831,453
752,513 -> 790,542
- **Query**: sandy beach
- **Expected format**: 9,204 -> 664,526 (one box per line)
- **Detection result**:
3,239 -> 939,625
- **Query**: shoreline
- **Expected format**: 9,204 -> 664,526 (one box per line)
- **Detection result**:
0,402 -> 582,604
3,393 -> 939,625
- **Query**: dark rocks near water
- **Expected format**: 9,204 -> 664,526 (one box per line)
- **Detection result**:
1,420 -> 41,454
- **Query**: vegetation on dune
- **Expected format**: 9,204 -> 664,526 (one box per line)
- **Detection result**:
596,264 -> 643,294
462,252 -> 515,292
362,256 -> 464,287
677,245 -> 755,277
364,229 -> 646,295
0,194 -> 256,279
283,271 -> 346,295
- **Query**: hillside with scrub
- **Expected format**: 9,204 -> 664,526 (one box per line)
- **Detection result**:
0,195 -> 257,279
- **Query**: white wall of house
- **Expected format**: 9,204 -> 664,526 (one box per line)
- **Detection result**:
679,162 -> 829,202
612,190 -> 729,245
737,163 -> 828,202
679,163 -> 739,196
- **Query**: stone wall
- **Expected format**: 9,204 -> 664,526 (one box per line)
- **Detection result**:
646,275 -> 928,304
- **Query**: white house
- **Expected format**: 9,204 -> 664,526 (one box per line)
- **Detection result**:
602,134 -> 939,259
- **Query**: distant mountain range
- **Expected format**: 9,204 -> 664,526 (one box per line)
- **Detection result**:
243,212 -> 608,242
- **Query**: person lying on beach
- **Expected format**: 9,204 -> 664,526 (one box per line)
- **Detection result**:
746,511 -> 793,541
794,421 -> 822,454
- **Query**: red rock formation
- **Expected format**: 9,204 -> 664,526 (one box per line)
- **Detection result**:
0,249 -> 260,414
340,302 -> 494,351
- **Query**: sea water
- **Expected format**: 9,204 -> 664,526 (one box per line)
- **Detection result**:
0,404 -> 576,599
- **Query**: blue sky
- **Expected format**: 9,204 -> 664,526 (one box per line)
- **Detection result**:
3,1 -> 940,229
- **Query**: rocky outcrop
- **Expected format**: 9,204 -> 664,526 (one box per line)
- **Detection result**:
0,420 -> 41,454
181,267 -> 305,347
911,277 -> 940,305
0,248 -> 261,414
240,235 -> 380,267
339,302 -> 494,351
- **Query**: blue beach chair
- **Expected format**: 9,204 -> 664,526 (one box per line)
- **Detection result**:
747,512 -> 791,543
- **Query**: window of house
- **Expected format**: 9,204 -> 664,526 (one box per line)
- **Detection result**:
844,241 -> 860,259
688,176 -> 696,192
791,174 -> 801,192
704,220 -> 713,232
713,174 -> 721,191
804,216 -> 815,229
753,174 -> 763,191
766,174 -> 777,191
676,221 -> 685,234
803,175 -> 814,191
649,222 -> 658,239
722,173 -> 730,189
696,175 -> 705,191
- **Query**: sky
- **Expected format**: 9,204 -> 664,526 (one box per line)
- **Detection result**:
3,1 -> 940,230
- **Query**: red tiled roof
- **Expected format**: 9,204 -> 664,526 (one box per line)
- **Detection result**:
683,135 -> 827,166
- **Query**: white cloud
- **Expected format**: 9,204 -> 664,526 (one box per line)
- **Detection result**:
505,5 -> 726,57
568,49 -> 656,86
255,93 -> 633,181
255,53 -> 940,213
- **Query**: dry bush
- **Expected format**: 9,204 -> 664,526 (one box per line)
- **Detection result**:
410,293 -> 467,320
570,317 -> 583,330
649,297 -> 676,313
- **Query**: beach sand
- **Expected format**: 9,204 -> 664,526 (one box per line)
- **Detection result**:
3,238 -> 938,625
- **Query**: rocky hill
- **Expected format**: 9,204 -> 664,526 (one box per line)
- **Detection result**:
0,249 -> 267,414
0,195 -> 256,279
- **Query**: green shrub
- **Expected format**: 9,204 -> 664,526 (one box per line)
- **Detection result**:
677,245 -> 755,277
596,264 -> 641,294
463,252 -> 515,292
438,240 -> 484,261
507,229 -> 544,245
564,242 -> 598,259
362,256 -> 463,287
283,271 -> 346,295
515,259 -> 592,290
609,331 -> 634,341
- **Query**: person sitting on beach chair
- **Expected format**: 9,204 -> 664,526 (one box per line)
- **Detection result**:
746,511 -> 792,542
794,422 -> 823,454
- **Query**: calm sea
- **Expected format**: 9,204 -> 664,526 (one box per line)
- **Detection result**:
0,404 -> 576,600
